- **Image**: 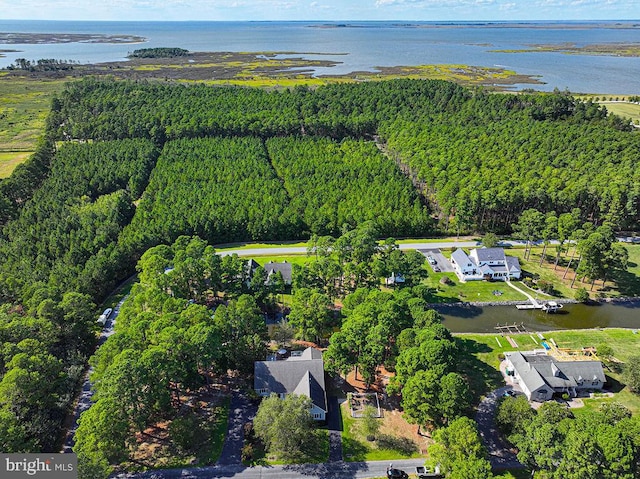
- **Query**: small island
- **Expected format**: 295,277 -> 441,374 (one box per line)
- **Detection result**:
127,47 -> 190,58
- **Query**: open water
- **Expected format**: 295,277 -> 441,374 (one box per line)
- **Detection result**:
1,20 -> 639,93
441,301 -> 640,333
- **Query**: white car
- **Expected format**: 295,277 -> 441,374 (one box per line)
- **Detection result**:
97,307 -> 113,325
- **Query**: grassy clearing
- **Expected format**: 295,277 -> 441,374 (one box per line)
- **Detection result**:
600,101 -> 640,123
0,77 -> 68,152
341,402 -> 424,462
0,151 -> 31,178
457,329 -> 640,413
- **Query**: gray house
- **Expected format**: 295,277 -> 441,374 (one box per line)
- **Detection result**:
264,260 -> 293,286
505,351 -> 606,402
254,347 -> 327,421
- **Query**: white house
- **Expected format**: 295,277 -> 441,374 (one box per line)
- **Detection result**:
450,247 -> 521,281
254,347 -> 327,421
505,351 -> 606,402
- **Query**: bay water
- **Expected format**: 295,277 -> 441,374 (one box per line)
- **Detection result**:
1,20 -> 639,94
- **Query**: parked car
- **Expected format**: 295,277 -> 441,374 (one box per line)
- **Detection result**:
387,466 -> 408,479
427,256 -> 436,265
433,266 -> 441,272
97,307 -> 113,326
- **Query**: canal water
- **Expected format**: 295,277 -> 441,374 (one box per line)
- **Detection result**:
440,301 -> 640,333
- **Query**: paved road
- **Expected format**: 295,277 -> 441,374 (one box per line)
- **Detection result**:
216,239 -> 561,258
115,459 -> 426,479
475,385 -> 524,470
62,296 -> 127,453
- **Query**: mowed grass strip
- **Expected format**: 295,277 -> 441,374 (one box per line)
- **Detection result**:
0,151 -> 32,178
600,101 -> 640,124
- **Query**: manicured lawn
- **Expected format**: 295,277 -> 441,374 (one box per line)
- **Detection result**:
0,151 -> 31,178
457,329 -> 640,413
424,271 -> 529,304
341,402 -> 424,462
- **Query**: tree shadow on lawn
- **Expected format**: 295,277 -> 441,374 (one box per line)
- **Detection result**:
375,434 -> 418,456
455,337 -> 505,401
341,436 -> 369,462
610,265 -> 640,298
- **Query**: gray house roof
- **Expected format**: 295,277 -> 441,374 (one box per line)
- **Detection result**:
507,352 -> 547,393
254,347 -> 327,412
505,255 -> 522,272
474,247 -> 507,263
451,248 -> 472,267
264,261 -> 293,285
508,351 -> 605,394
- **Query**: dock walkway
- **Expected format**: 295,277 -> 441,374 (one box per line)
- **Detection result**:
506,280 -> 542,309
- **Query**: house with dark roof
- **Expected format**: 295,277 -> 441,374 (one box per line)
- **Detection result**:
254,347 -> 327,421
264,260 -> 293,286
505,351 -> 606,402
450,247 -> 521,281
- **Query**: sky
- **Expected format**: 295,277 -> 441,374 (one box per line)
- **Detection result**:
1,0 -> 638,22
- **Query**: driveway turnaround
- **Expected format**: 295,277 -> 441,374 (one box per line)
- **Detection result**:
115,459 -> 427,479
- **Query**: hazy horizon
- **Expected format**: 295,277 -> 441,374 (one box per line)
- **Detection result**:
1,0 -> 638,23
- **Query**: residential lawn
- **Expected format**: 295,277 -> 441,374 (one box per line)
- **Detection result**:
341,402 -> 424,462
0,77 -> 68,151
0,151 -> 31,178
424,271 -> 529,303
457,329 -> 640,413
503,244 -> 640,299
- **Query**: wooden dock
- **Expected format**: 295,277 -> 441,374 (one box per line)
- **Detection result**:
495,322 -> 528,334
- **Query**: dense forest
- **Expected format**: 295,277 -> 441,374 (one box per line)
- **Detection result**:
1,78 -> 639,456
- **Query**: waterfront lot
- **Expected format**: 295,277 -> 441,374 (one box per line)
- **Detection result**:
458,329 -> 640,414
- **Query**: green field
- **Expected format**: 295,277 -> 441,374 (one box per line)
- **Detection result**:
0,151 -> 31,178
457,329 -> 640,414
0,78 -> 68,152
600,101 -> 640,124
